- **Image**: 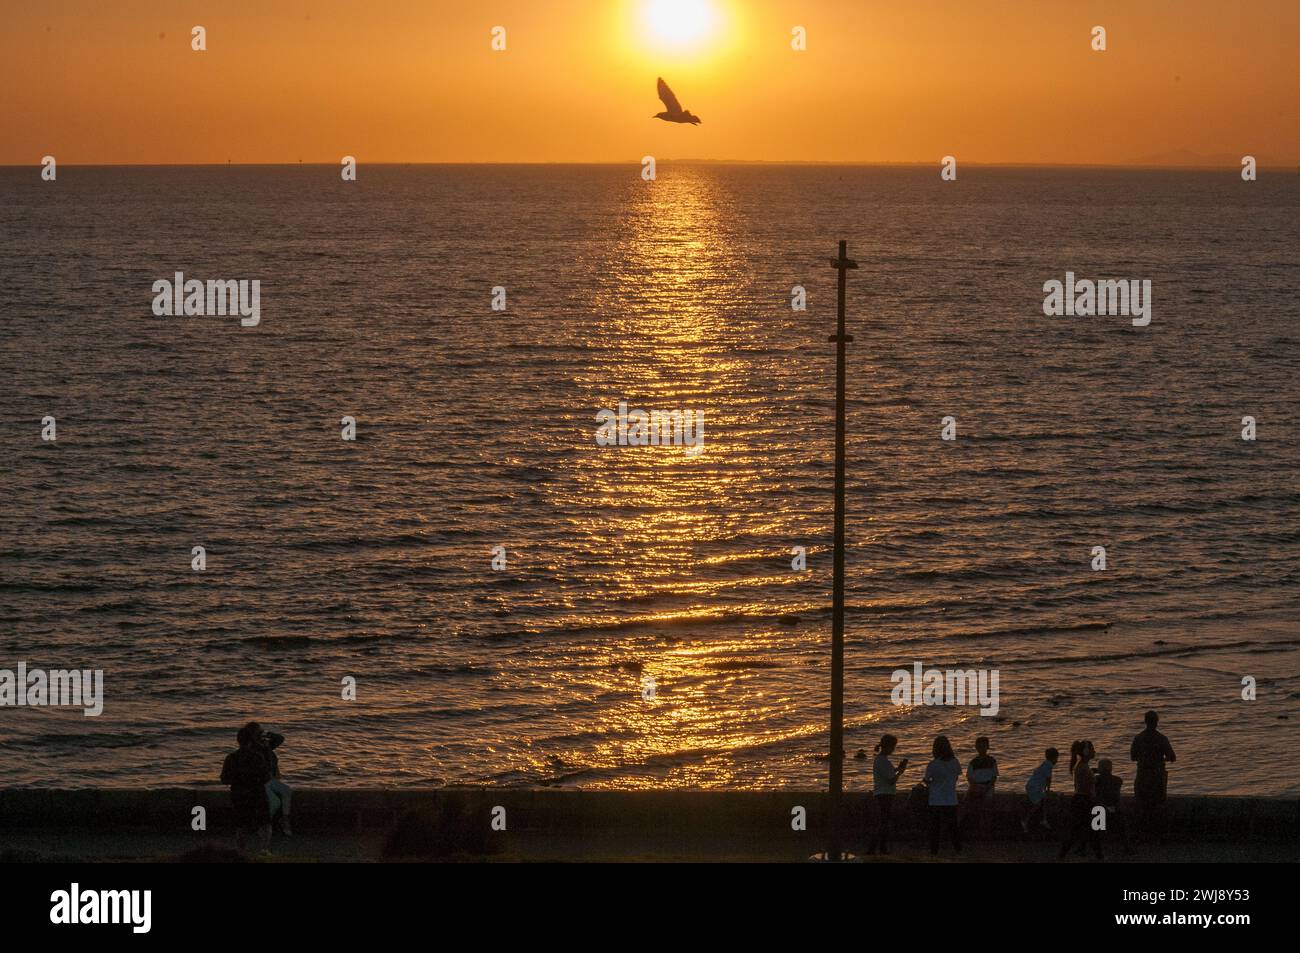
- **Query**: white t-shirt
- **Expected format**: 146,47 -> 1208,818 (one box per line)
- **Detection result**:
1026,759 -> 1054,802
924,757 -> 961,806
873,754 -> 899,795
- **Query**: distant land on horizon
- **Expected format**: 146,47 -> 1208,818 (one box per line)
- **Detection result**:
6,154 -> 1300,171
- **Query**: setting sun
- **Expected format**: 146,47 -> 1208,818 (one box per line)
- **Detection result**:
641,0 -> 717,47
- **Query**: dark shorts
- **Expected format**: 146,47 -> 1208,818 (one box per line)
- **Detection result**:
1134,770 -> 1168,805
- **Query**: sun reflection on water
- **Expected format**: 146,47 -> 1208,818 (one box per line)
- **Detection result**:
556,166 -> 795,786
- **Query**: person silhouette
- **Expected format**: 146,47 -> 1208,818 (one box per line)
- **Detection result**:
923,736 -> 962,856
220,723 -> 272,853
249,722 -> 292,836
869,734 -> 908,855
1130,710 -> 1176,843
1095,758 -> 1133,854
962,736 -> 998,838
1022,746 -> 1059,832
1056,740 -> 1103,861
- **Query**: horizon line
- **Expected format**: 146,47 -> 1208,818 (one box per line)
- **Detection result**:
6,158 -> 1300,171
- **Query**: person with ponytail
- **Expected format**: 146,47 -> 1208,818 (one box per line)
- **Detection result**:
1057,739 -> 1104,860
869,734 -> 908,854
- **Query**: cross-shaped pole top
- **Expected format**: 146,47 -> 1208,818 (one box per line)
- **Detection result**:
827,239 -> 856,344
829,239 -> 858,271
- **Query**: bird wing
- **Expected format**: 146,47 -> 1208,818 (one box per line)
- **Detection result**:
657,77 -> 683,113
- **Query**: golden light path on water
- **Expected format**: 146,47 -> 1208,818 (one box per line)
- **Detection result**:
559,167 -> 814,787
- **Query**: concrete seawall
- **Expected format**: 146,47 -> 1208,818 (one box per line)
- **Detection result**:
2,789 -> 1296,845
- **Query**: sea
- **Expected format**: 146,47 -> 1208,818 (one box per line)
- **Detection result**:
1,163 -> 1297,794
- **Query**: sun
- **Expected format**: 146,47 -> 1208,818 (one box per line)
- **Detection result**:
642,0 -> 717,46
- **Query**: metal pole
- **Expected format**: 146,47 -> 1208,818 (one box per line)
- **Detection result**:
827,239 -> 856,861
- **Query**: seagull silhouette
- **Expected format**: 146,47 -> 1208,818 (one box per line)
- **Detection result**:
653,77 -> 702,125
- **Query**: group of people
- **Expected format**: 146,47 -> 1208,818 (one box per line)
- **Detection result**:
220,721 -> 294,852
866,710 -> 1177,859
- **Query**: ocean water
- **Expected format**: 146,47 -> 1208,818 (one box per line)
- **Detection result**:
1,164 -> 1297,794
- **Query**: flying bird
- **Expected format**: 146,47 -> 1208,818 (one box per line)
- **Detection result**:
653,77 -> 702,125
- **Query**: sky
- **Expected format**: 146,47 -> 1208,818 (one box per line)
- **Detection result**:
3,0 -> 1298,166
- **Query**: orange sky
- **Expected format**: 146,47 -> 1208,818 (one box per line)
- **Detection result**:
4,0 -> 1298,166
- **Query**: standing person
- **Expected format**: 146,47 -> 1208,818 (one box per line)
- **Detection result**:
1056,740 -> 1103,861
220,723 -> 272,853
869,734 -> 908,855
1095,758 -> 1133,855
1021,747 -> 1059,832
1130,710 -> 1176,844
923,736 -> 962,856
963,736 -> 999,838
250,722 -> 292,836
